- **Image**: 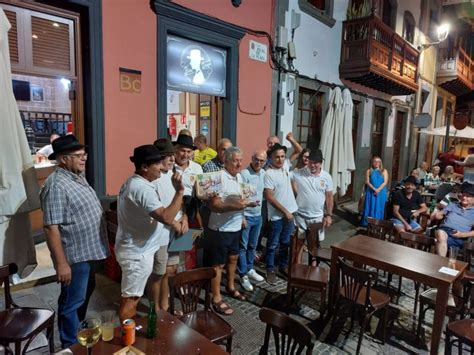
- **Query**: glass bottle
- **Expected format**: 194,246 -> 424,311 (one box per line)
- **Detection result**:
146,301 -> 157,339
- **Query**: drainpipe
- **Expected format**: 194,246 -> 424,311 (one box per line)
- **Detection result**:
444,104 -> 452,152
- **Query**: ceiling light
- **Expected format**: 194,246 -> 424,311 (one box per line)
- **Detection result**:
437,23 -> 450,42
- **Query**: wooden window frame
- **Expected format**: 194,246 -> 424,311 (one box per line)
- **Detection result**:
296,88 -> 323,147
298,0 -> 335,28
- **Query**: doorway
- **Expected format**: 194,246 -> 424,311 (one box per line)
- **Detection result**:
392,111 -> 405,181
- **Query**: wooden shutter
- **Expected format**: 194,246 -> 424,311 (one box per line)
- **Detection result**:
4,10 -> 19,64
31,15 -> 71,72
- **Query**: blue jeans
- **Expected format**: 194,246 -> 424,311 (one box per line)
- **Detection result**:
238,215 -> 262,276
265,219 -> 295,272
58,261 -> 97,348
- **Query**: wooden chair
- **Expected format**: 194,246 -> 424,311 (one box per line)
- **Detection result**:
398,232 -> 436,314
0,263 -> 55,354
307,222 -> 331,266
445,319 -> 474,355
329,257 -> 390,355
169,267 -> 234,352
367,217 -> 394,242
286,231 -> 329,316
258,307 -> 315,355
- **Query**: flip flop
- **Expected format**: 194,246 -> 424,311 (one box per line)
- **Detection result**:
226,288 -> 246,301
211,300 -> 234,316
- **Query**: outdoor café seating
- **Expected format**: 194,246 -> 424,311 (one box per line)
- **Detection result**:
445,319 -> 474,355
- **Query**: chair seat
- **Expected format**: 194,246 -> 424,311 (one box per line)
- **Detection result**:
341,286 -> 390,309
290,265 -> 329,287
314,248 -> 332,262
420,289 -> 457,309
447,319 -> 474,343
0,308 -> 54,341
180,310 -> 233,343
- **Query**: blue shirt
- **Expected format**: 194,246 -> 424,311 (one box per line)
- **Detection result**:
442,202 -> 474,232
240,165 -> 265,216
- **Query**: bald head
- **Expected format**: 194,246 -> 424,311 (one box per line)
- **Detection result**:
217,138 -> 232,164
266,135 -> 279,149
251,149 -> 267,172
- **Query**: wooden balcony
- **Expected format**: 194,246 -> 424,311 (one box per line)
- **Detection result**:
339,15 -> 419,96
437,47 -> 474,96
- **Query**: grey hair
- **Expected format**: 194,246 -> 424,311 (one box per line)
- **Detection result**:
224,146 -> 242,162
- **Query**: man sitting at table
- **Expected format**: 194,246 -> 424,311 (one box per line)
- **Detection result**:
391,175 -> 428,233
432,182 -> 474,257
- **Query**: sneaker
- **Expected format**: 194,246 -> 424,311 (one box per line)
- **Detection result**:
241,275 -> 253,292
248,269 -> 264,282
266,271 -> 277,285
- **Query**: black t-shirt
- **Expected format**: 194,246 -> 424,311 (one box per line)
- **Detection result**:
392,189 -> 424,220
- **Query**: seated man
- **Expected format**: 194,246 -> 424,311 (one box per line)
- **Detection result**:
432,182 -> 474,256
391,176 -> 428,233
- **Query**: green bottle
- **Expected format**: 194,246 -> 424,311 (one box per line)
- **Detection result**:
146,301 -> 157,339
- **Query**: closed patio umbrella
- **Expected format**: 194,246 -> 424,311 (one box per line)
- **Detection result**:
0,9 -> 39,278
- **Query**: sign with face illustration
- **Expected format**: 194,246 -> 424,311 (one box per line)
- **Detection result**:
167,35 -> 227,96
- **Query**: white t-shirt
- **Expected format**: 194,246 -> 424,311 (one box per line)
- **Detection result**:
291,167 -> 333,219
152,170 -> 183,246
264,167 -> 298,221
209,170 -> 244,232
116,174 -> 164,257
175,160 -> 203,196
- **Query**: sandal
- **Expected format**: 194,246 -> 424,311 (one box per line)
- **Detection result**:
226,288 -> 246,301
211,300 -> 234,316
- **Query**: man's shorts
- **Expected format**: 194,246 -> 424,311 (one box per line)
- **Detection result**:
438,226 -> 465,248
294,214 -> 325,241
167,251 -> 180,267
116,248 -> 158,298
390,218 -> 422,231
203,229 -> 240,267
152,246 -> 169,276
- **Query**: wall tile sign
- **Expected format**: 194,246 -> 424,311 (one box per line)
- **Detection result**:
167,35 -> 226,97
119,67 -> 142,93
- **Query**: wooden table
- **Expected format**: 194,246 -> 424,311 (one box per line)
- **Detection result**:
328,235 -> 468,355
70,310 -> 227,354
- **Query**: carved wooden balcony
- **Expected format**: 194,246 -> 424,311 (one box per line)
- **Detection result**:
339,15 -> 419,95
437,47 -> 474,96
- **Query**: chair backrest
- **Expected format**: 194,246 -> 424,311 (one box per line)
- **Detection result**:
337,257 -> 378,309
367,217 -> 394,241
306,222 -> 324,258
259,307 -> 315,355
169,267 -> 216,315
0,263 -> 18,309
400,231 -> 435,253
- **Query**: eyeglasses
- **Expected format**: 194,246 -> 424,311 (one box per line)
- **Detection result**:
66,153 -> 88,159
254,158 -> 266,163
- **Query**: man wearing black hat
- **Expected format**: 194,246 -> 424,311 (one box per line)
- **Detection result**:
291,149 -> 334,264
432,182 -> 474,256
40,135 -> 110,348
115,145 -> 184,321
152,138 -> 188,312
391,175 -> 427,234
173,133 -> 203,196
263,143 -> 298,284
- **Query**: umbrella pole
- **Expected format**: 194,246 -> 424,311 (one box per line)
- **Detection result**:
443,105 -> 452,152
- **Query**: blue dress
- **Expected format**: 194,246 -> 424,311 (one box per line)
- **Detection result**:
360,169 -> 387,226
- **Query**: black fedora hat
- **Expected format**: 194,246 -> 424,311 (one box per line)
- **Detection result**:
154,138 -> 176,154
48,135 -> 85,160
404,175 -> 418,186
460,182 -> 474,195
129,145 -> 163,165
308,149 -> 325,162
268,143 -> 287,156
172,134 -> 196,150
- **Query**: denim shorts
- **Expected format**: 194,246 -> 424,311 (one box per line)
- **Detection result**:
439,226 -> 465,248
390,218 -> 422,231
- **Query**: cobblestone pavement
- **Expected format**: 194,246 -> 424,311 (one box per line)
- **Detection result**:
4,214 -> 466,354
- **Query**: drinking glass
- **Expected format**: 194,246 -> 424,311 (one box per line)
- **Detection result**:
449,246 -> 459,266
77,318 -> 102,355
101,311 -> 116,342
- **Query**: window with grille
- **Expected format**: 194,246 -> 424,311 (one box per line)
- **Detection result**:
371,106 -> 386,157
296,88 -> 323,148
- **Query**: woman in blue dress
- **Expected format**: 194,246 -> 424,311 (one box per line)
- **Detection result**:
360,156 -> 389,227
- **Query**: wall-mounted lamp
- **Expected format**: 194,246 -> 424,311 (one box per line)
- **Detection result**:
418,23 -> 450,50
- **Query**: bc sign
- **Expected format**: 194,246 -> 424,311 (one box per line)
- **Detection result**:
119,67 -> 141,93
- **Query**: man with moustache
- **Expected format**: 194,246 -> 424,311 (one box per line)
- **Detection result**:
116,145 -> 184,320
152,138 -> 188,312
40,135 -> 109,347
206,146 -> 258,315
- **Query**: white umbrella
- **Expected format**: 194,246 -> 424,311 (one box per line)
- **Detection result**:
0,9 -> 39,278
420,125 -> 474,139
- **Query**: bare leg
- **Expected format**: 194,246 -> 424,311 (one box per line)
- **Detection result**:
119,297 -> 140,321
226,255 -> 239,291
147,273 -> 163,312
160,264 -> 178,311
211,264 -> 225,302
435,229 -> 448,256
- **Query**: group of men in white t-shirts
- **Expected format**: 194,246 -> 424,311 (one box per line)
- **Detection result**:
114,132 -> 334,319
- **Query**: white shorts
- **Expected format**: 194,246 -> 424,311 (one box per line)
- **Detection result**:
117,248 -> 158,298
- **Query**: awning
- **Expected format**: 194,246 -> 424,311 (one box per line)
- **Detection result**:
419,126 -> 474,139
